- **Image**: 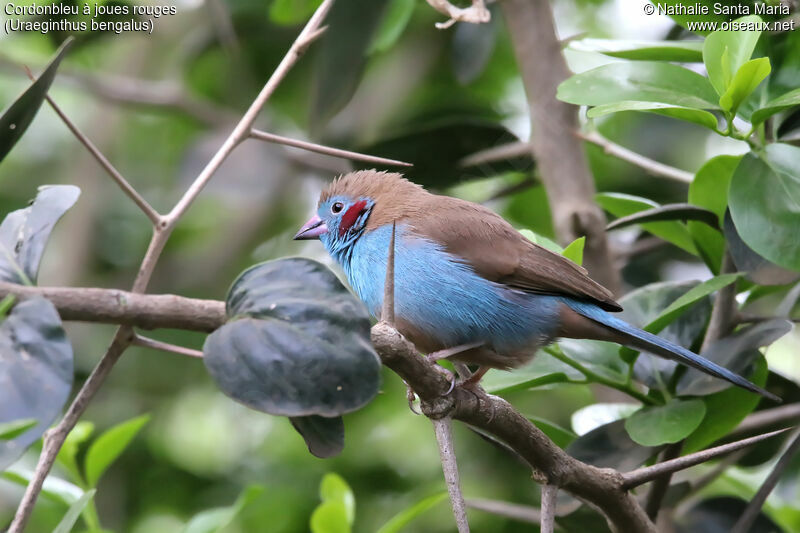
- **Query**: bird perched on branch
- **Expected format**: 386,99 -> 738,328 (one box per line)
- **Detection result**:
295,170 -> 777,401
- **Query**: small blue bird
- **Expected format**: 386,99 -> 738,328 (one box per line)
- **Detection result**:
295,170 -> 776,401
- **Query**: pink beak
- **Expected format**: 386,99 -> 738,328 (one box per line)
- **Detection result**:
294,214 -> 328,240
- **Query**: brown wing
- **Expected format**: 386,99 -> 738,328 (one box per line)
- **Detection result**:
410,195 -> 622,312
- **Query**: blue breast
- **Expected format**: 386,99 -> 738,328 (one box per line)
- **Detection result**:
329,224 -> 562,352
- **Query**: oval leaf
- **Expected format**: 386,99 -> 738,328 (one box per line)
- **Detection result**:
85,414 -> 150,487
588,101 -> 719,130
0,298 -> 72,469
624,399 -> 706,446
703,15 -> 762,96
723,210 -> 800,286
204,258 -> 381,418
0,185 -> 81,284
719,57 -> 771,114
0,38 -> 73,163
729,144 -> 800,272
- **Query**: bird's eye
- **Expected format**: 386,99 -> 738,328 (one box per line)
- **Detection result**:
331,202 -> 344,214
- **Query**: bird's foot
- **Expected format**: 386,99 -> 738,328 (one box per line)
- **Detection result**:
405,382 -> 421,415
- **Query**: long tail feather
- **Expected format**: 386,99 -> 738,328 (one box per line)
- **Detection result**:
564,300 -> 780,403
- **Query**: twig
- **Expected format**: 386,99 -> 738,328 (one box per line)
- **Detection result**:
425,0 -> 490,29
578,131 -> 694,184
459,140 -> 530,168
7,3 -> 335,530
432,417 -> 470,533
644,441 -> 683,520
249,129 -> 412,168
465,498 -> 541,524
23,69 -> 161,225
539,484 -> 557,533
621,428 -> 792,489
731,430 -> 800,533
132,334 -> 204,358
381,222 -> 397,326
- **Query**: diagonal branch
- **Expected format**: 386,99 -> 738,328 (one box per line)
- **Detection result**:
432,417 -> 470,533
249,129 -> 412,168
621,428 -> 792,489
132,334 -> 204,358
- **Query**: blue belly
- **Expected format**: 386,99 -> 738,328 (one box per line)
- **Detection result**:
337,224 -> 562,352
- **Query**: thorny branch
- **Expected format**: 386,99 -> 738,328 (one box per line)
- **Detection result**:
8,2 -> 335,530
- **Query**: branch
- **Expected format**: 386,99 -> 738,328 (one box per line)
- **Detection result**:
578,131 -> 694,184
731,430 -> 800,533
540,484 -> 557,533
432,418 -> 470,533
425,0 -> 490,29
733,403 -> 800,438
465,499 -> 541,524
249,129 -> 412,168
644,441 -> 683,520
132,334 -> 204,358
500,0 -> 619,292
621,428 -> 791,489
701,250 -> 737,352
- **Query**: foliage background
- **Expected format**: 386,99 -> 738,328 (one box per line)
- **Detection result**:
0,0 -> 799,531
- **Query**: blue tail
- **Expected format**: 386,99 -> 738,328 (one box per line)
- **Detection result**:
564,300 -> 780,403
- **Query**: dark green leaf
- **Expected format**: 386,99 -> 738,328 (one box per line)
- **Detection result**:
52,489 -> 96,533
452,6 -> 497,84
559,339 -> 628,384
290,416 -> 345,458
311,0 -> 391,127
729,144 -> 800,271
719,57 -> 771,114
678,319 -> 791,396
688,155 -> 740,273
684,355 -> 768,453
566,420 -> 660,471
0,418 -> 37,440
596,193 -> 697,254
0,185 -> 81,284
376,492 -> 448,533
557,61 -> 720,110
606,204 -> 720,232
368,0 -> 415,53
751,87 -> 800,126
587,102 -> 719,130
569,38 -> 704,62
562,237 -> 585,266
0,298 -> 72,470
723,211 -> 800,286
182,485 -> 264,533
85,414 -> 149,487
0,38 -> 73,163
361,118 -> 526,188
204,258 -> 381,418
269,0 -> 323,26
624,399 -> 706,446
703,15 -> 762,96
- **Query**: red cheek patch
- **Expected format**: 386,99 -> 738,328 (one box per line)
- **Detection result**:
339,200 -> 368,237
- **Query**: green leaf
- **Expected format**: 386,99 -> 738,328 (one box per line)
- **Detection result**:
526,416 -> 577,448
624,399 -> 706,446
684,355 -> 768,453
182,485 -> 264,533
0,298 -> 73,470
311,502 -> 351,533
729,144 -> 800,271
0,418 -> 37,440
52,489 -> 96,533
688,155 -> 741,272
204,259 -> 381,418
562,237 -> 585,266
483,369 -> 572,395
587,101 -> 719,130
269,0 -> 323,25
643,273 -> 743,334
557,61 -> 720,110
703,15 -> 762,95
3,467 -> 84,506
376,493 -> 448,533
569,38 -> 704,62
719,57 -> 771,114
320,473 -> 355,526
0,38 -> 73,163
606,204 -> 720,232
595,193 -> 697,254
751,87 -> 800,126
56,421 -> 95,485
0,185 -> 81,285
368,0 -> 414,53
519,229 -> 562,253
85,414 -> 150,487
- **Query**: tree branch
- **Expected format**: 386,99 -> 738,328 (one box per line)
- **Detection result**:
540,484 -> 557,533
500,0 -> 619,292
577,131 -> 694,184
465,498 -> 541,524
432,417 -> 470,533
425,0 -> 490,29
132,334 -> 204,358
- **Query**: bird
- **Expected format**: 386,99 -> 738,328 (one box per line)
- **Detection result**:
294,170 -> 777,402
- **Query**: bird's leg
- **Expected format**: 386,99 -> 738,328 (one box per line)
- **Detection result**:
458,365 -> 490,389
425,341 -> 484,364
